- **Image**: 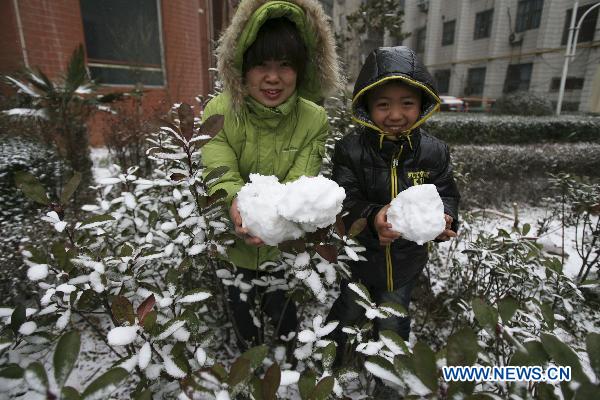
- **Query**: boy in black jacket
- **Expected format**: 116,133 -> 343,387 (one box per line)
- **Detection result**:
326,46 -> 460,356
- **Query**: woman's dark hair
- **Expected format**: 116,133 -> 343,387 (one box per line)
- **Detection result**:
243,18 -> 307,81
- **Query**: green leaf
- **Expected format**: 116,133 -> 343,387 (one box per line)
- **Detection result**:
120,243 -> 133,257
211,363 -> 228,381
172,342 -> 190,376
79,214 -> 115,228
54,330 -> 81,388
540,302 -> 555,330
498,296 -> 519,323
10,304 -> 26,335
77,289 -> 101,312
446,327 -> 478,366
262,362 -> 280,400
347,282 -> 372,303
522,223 -> 531,236
308,376 -> 335,400
509,340 -> 548,366
321,342 -> 337,371
541,333 -> 587,383
82,367 -> 129,399
133,388 -> 152,400
0,363 -> 24,380
240,345 -> 268,371
142,310 -> 157,332
348,218 -> 367,238
52,241 -> 73,273
586,332 -> 600,381
412,341 -> 438,392
60,172 -> 82,205
25,362 -> 48,393
111,296 -> 135,325
226,356 -> 251,388
298,369 -> 317,400
534,383 -> 559,400
62,386 -> 81,400
365,356 -> 401,385
471,298 -> 498,333
574,382 -> 599,400
14,170 -> 49,205
204,166 -> 230,184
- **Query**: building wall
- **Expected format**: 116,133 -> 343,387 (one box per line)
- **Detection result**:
1,0 -> 222,144
402,0 -> 600,112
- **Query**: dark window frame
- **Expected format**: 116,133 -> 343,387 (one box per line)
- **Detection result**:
80,0 -> 166,87
415,27 -> 427,53
550,77 -> 585,91
442,20 -> 456,46
434,69 -> 451,94
474,9 -> 494,39
465,67 -> 486,96
503,63 -> 533,93
561,3 -> 599,45
515,0 -> 544,33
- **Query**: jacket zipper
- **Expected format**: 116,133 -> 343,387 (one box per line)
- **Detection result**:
386,146 -> 403,292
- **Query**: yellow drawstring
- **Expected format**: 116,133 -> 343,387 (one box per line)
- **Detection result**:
385,145 -> 404,291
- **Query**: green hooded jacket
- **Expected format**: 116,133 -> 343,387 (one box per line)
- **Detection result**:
201,0 -> 342,270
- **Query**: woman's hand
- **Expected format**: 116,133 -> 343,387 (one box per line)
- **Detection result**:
374,205 -> 402,246
230,198 -> 265,247
435,214 -> 457,241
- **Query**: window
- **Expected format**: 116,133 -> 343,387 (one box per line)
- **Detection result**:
442,20 -> 456,46
562,3 -> 599,45
465,67 -> 486,96
550,77 -> 584,91
474,9 -> 494,39
503,63 -> 533,93
415,27 -> 427,53
80,0 -> 164,86
434,69 -> 451,94
515,0 -> 544,32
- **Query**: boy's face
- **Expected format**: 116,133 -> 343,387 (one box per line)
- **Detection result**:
367,82 -> 422,135
245,60 -> 297,107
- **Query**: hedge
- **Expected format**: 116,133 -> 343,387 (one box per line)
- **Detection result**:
423,113 -> 600,144
450,143 -> 600,207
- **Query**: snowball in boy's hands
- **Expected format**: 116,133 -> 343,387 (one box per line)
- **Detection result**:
236,174 -> 303,246
278,175 -> 345,232
386,184 -> 446,245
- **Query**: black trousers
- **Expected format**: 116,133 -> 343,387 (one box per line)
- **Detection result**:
227,267 -> 297,349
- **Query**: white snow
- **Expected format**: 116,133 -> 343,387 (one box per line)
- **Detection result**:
176,291 -> 211,304
364,361 -> 402,385
280,370 -> 300,386
156,320 -> 186,341
56,310 -> 71,330
387,184 -> 445,245
298,329 -> 317,343
195,348 -> 207,366
107,326 -> 138,346
278,175 -> 345,232
138,342 -> 152,370
162,353 -> 187,379
27,263 -> 48,281
18,321 -> 37,335
237,174 -> 303,245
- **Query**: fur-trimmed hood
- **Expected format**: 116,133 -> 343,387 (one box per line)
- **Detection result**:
216,0 -> 343,110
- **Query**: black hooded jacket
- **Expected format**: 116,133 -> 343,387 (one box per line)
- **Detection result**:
333,46 -> 460,291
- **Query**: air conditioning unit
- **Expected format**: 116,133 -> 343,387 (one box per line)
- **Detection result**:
417,0 -> 429,12
509,32 -> 524,45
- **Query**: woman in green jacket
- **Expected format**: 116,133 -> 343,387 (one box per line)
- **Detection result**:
202,0 -> 342,349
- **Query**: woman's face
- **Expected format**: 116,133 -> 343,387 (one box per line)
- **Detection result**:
245,60 -> 297,107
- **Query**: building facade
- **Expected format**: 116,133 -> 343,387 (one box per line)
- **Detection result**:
401,0 -> 600,112
0,0 -> 236,143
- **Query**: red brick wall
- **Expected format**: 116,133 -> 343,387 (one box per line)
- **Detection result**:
0,1 -> 24,82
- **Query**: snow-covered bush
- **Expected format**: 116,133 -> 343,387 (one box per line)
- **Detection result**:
424,113 -> 600,144
492,91 -> 553,116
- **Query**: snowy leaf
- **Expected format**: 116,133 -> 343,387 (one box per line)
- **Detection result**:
14,170 -> 49,205
54,331 -> 80,388
380,330 -> 408,355
347,282 -> 372,303
412,342 -> 438,392
18,321 -> 37,335
138,342 -> 152,370
498,296 -> 519,323
344,246 -> 359,261
156,319 -> 186,341
365,356 -> 401,385
137,295 -> 156,324
471,298 -> 498,333
315,321 -> 338,338
162,353 -> 187,379
177,289 -> 212,304
27,263 -> 48,281
107,326 -> 138,346
541,333 -> 587,383
309,376 -> 335,400
205,166 -> 230,184
111,296 -> 135,326
379,302 -> 407,317
81,367 -> 129,400
25,362 -> 48,393
240,345 -> 269,371
78,214 -> 115,229
298,329 -> 317,343
198,114 -> 224,138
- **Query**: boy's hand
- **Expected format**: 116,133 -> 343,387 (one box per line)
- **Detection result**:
435,214 -> 457,241
374,205 -> 402,246
230,198 -> 265,247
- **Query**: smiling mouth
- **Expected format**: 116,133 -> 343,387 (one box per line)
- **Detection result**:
262,89 -> 282,99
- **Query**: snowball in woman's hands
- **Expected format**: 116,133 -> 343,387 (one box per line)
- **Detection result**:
386,184 -> 445,245
236,174 -> 303,245
278,176 -> 346,232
